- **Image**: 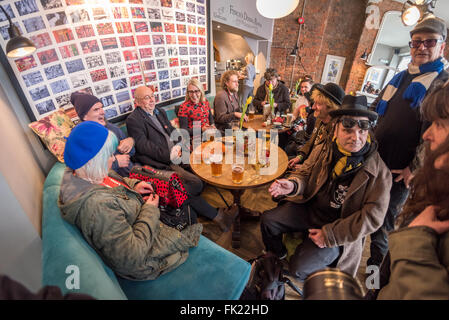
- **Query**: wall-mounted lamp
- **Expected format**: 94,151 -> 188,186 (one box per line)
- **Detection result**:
289,44 -> 299,57
360,49 -> 368,60
401,0 -> 437,26
0,5 -> 36,58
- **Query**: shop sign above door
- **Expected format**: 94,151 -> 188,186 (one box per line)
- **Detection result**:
210,0 -> 273,40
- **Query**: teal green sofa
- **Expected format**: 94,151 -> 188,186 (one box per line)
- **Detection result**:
42,162 -> 251,299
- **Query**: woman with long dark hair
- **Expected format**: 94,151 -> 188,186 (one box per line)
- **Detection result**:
377,80 -> 449,299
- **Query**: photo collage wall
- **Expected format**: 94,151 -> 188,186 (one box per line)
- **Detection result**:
0,0 -> 209,121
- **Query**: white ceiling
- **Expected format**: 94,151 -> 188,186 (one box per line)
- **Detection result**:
378,0 -> 449,48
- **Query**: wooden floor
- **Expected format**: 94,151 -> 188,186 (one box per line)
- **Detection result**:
199,184 -> 371,300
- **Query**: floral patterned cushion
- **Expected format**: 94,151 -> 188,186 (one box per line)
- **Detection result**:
28,109 -> 75,162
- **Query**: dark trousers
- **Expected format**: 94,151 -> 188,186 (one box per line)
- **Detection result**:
368,178 -> 409,266
260,201 -> 340,280
170,164 -> 218,220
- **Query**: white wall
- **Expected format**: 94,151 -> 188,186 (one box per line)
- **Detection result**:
0,61 -> 48,290
0,173 -> 42,292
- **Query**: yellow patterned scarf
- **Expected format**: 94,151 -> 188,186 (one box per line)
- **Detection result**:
332,135 -> 371,179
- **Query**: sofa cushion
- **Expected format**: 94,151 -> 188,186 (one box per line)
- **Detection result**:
118,236 -> 250,300
29,109 -> 75,163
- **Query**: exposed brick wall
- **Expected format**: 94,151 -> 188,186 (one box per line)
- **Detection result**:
345,0 -> 404,94
269,0 -> 449,95
345,0 -> 449,94
269,0 -> 367,92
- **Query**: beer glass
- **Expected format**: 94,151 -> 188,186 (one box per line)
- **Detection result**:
231,164 -> 244,184
210,153 -> 222,177
286,113 -> 293,126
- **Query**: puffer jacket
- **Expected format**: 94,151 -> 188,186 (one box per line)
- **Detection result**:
58,169 -> 202,281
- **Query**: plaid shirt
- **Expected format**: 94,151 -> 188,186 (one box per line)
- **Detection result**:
178,100 -> 212,129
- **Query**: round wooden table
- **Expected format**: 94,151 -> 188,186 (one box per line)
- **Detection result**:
243,114 -> 291,133
190,139 -> 288,248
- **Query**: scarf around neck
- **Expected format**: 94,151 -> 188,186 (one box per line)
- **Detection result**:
376,57 -> 448,116
331,135 -> 372,179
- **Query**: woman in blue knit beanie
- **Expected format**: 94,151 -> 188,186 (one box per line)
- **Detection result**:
59,121 -> 202,280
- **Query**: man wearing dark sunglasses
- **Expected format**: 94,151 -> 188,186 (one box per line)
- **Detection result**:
369,17 -> 449,268
261,95 -> 391,280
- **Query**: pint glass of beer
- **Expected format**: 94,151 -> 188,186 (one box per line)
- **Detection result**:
210,153 -> 223,177
286,113 -> 293,126
231,164 -> 244,184
249,110 -> 255,120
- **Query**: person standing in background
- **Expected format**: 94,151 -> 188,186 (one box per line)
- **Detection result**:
239,53 -> 256,108
367,17 -> 449,268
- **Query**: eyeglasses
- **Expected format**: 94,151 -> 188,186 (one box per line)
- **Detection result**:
339,117 -> 374,130
138,95 -> 154,101
188,90 -> 201,95
409,39 -> 444,48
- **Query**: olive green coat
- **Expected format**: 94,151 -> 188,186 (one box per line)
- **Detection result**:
58,169 -> 202,281
378,227 -> 449,299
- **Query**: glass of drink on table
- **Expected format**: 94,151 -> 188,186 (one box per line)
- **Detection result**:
248,105 -> 255,120
210,152 -> 223,177
231,163 -> 244,184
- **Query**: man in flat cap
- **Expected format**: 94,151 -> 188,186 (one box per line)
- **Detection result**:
368,16 -> 449,267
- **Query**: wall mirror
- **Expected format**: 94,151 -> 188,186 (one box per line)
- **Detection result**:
360,11 -> 413,101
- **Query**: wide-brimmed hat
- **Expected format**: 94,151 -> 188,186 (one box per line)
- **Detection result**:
313,83 -> 345,106
329,95 -> 378,122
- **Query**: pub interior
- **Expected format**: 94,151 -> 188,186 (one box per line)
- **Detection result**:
1,0 -> 449,304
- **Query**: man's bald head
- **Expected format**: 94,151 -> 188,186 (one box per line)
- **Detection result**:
134,86 -> 156,114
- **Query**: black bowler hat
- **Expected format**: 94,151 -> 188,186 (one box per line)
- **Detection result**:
313,82 -> 345,106
329,95 -> 378,122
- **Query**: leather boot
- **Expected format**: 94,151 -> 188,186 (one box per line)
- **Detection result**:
213,204 -> 239,232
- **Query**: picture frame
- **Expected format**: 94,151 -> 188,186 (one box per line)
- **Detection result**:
0,0 -> 211,122
321,54 -> 346,85
366,67 -> 382,84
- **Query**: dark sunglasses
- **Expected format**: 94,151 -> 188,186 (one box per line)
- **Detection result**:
339,117 -> 373,130
409,39 -> 444,48
188,89 -> 201,94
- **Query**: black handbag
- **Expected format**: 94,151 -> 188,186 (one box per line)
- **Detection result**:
158,203 -> 194,231
240,254 -> 303,300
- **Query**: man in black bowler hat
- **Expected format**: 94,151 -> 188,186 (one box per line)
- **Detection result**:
261,95 -> 391,280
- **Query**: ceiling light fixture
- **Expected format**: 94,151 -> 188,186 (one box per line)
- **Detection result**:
256,0 -> 300,19
0,5 -> 36,58
401,0 -> 437,26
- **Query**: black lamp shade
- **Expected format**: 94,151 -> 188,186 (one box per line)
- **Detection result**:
1,5 -> 36,58
6,34 -> 36,58
290,45 -> 298,57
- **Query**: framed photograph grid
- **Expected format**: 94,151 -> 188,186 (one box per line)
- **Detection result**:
0,0 -> 210,122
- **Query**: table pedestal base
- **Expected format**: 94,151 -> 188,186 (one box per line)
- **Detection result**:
230,189 -> 261,249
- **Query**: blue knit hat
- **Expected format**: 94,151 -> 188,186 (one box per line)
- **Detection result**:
70,92 -> 101,121
64,121 -> 109,170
